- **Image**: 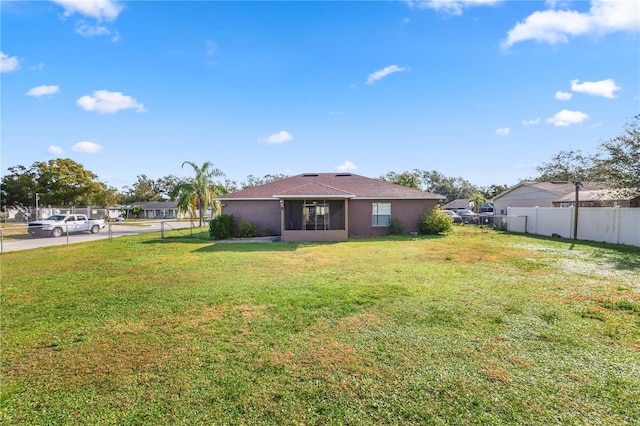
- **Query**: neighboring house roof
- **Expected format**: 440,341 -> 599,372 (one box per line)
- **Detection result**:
134,201 -> 178,209
554,189 -> 640,203
218,173 -> 445,200
493,181 -> 608,200
444,199 -> 471,209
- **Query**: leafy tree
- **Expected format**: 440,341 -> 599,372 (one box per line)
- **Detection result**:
595,114 -> 640,190
480,184 -> 510,199
379,171 -> 422,190
122,174 -> 184,203
417,170 -> 478,203
242,174 -> 288,189
1,159 -> 111,206
1,165 -> 36,207
469,193 -> 487,213
123,174 -> 159,203
156,175 -> 182,200
171,161 -> 225,227
534,150 -> 599,182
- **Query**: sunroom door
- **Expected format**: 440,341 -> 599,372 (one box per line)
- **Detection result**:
304,202 -> 330,230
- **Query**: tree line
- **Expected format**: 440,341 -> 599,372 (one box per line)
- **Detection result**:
2,114 -> 637,210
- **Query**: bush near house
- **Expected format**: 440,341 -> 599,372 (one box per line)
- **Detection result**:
238,220 -> 259,238
419,207 -> 453,234
209,214 -> 235,240
388,217 -> 405,235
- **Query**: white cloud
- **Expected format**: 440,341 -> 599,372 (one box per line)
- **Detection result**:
48,145 -> 64,155
570,78 -> 620,98
502,0 -> 639,48
52,0 -> 123,21
336,161 -> 358,173
546,109 -> 589,126
366,65 -> 407,85
522,118 -> 541,126
329,110 -> 347,116
76,90 -> 146,114
555,91 -> 573,100
72,141 -> 104,153
26,85 -> 60,98
1,52 -> 19,73
75,21 -> 119,41
259,130 -> 293,145
406,0 -> 501,16
496,128 -> 511,136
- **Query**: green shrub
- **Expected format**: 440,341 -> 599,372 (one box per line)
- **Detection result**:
419,208 -> 453,235
209,214 -> 235,240
238,220 -> 258,238
388,217 -> 405,235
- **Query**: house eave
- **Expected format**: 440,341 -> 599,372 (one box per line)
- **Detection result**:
273,194 -> 356,199
215,197 -> 277,201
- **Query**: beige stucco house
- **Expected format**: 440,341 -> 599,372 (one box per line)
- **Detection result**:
492,181 -> 608,215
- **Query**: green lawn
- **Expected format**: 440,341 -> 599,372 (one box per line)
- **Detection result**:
1,227 -> 639,425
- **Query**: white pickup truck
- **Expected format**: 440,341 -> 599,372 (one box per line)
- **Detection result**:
28,214 -> 106,237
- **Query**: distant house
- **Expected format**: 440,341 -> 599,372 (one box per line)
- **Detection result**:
443,199 -> 472,210
217,173 -> 445,242
443,198 -> 494,213
493,181 -> 608,215
135,201 -> 180,219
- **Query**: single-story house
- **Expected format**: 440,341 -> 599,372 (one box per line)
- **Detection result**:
493,181 -> 608,215
443,199 -> 494,213
134,201 -> 180,219
217,173 -> 445,242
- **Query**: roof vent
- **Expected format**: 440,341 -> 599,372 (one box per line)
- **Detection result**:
335,173 -> 352,177
303,173 -> 319,177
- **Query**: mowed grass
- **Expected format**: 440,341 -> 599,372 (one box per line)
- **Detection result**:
1,227 -> 639,425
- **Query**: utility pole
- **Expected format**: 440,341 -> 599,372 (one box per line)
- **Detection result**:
573,181 -> 582,240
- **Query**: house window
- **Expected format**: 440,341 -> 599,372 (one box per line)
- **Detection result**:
372,203 -> 391,226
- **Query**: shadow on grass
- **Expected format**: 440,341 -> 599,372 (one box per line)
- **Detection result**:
511,232 -> 640,272
194,242 -> 303,253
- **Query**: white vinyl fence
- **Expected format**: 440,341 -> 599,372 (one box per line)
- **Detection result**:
506,207 -> 640,247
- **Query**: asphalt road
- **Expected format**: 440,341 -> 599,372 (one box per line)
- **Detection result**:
0,220 -> 203,253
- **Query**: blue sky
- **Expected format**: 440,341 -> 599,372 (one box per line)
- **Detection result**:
2,0 -> 638,190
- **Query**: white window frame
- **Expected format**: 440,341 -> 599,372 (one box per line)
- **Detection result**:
372,202 -> 391,227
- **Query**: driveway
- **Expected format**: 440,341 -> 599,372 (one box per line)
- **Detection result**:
0,220 -> 203,253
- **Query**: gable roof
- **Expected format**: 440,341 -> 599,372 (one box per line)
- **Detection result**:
134,201 -> 178,209
218,173 -> 445,200
443,199 -> 472,209
493,180 -> 608,200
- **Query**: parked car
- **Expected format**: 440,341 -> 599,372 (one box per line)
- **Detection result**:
28,214 -> 105,237
453,209 -> 479,224
442,209 -> 463,224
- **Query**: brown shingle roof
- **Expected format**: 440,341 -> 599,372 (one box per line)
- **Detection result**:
218,173 -> 445,200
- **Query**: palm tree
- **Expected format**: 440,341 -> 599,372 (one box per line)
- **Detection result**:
171,161 -> 225,227
469,192 -> 486,214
